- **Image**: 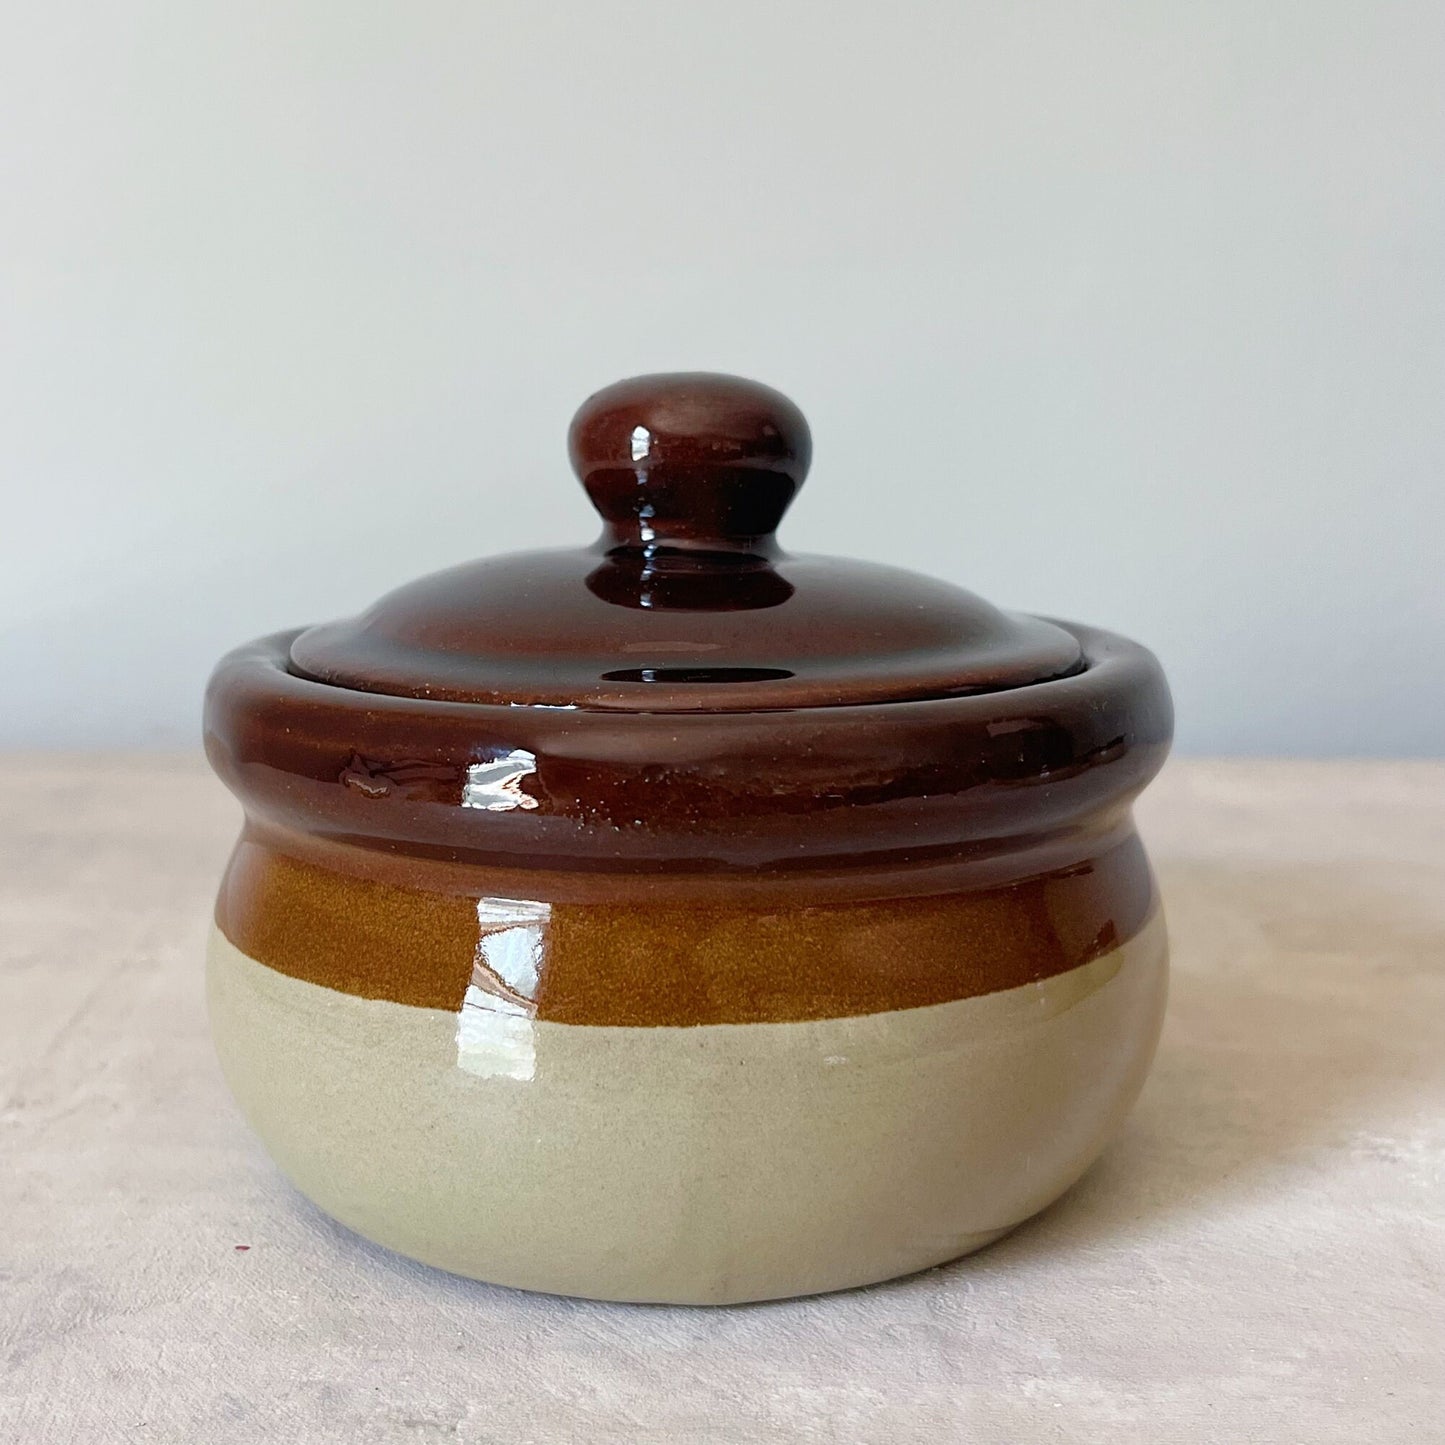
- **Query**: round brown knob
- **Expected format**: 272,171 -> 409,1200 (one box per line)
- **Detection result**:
568,373 -> 811,554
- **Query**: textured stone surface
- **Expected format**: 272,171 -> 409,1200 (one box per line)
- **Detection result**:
2,758 -> 1442,1442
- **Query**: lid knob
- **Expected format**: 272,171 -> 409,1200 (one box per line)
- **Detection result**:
569,372 -> 811,554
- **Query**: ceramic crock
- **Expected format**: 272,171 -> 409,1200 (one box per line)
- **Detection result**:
204,373 -> 1172,1305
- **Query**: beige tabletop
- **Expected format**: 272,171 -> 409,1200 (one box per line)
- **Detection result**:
2,758 -> 1442,1443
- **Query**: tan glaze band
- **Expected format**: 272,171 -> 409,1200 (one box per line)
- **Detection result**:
215,832 -> 1155,1026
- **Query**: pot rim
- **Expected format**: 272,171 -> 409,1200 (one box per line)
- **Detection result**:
204,619 -> 1171,876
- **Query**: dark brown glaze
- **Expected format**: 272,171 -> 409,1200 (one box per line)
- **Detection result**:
283,373 -> 1084,711
569,372 -> 811,555
206,622 -> 1169,876
584,547 -> 796,612
215,832 -> 1156,1024
285,553 -> 1083,710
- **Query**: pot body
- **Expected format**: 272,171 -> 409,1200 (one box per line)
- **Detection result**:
206,826 -> 1167,1305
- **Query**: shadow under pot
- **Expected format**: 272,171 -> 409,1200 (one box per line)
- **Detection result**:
204,372 -> 1173,1305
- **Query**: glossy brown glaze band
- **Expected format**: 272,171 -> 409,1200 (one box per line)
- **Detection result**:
205,623 -> 1171,875
214,832 -> 1155,1025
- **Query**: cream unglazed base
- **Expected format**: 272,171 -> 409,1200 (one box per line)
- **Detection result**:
208,910 -> 1167,1306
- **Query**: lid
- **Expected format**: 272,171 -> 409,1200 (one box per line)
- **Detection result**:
206,372 -> 1172,879
286,373 -> 1084,712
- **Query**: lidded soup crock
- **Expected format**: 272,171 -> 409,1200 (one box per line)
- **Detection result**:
204,373 -> 1172,1305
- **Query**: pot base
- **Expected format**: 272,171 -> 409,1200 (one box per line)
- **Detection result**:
207,912 -> 1166,1305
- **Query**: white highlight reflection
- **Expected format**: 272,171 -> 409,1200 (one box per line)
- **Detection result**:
462,752 -> 539,812
456,896 -> 550,1082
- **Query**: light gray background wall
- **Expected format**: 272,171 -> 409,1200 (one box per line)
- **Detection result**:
2,2 -> 1441,753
